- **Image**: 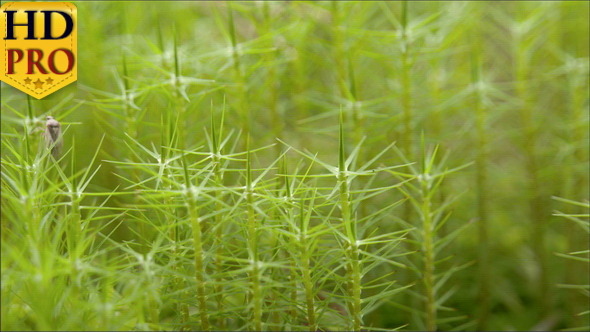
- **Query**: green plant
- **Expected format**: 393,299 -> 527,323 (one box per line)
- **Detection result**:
553,197 -> 590,332
1,1 -> 588,331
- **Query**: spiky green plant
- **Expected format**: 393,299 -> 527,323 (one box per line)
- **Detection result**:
1,1 -> 588,331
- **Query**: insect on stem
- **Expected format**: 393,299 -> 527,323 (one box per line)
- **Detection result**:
44,116 -> 63,159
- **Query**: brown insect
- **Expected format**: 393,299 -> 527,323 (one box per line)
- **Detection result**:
44,116 -> 62,159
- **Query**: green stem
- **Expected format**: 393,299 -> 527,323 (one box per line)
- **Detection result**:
473,53 -> 490,331
332,2 -> 348,107
400,3 -> 416,303
246,150 -> 262,331
262,3 -> 282,157
228,5 -> 251,144
338,122 -> 362,330
300,242 -> 317,331
297,198 -> 317,331
188,194 -> 210,331
212,155 -> 226,329
400,0 -> 412,158
420,177 -> 436,332
515,32 -> 549,316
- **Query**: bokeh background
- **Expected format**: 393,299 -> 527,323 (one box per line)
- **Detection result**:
2,1 -> 589,331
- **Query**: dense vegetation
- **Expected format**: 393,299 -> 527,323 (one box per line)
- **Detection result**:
1,1 -> 588,331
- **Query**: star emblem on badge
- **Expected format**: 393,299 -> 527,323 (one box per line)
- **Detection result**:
33,79 -> 44,89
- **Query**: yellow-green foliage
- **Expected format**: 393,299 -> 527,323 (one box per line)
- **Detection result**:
1,2 -> 588,331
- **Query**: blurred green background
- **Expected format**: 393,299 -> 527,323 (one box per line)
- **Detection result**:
2,1 -> 589,331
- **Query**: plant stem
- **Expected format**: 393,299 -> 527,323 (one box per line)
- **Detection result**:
261,3 -> 282,157
188,193 -> 210,331
67,142 -> 82,272
514,28 -> 550,316
212,157 -> 226,329
246,147 -> 262,331
420,173 -> 436,332
182,156 -> 210,330
228,5 -> 251,146
210,110 -> 226,329
338,119 -> 362,331
472,51 -> 491,331
400,0 -> 412,159
300,242 -> 317,331
296,196 -> 318,331
331,2 -> 348,110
